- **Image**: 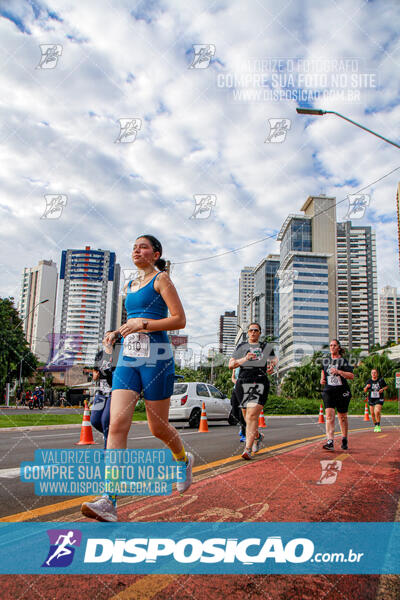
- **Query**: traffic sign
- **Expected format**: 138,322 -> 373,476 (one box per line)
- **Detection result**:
396,373 -> 400,389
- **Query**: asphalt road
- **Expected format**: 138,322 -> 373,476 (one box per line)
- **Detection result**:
3,414 -> 396,520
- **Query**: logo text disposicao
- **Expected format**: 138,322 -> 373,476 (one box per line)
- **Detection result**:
84,536 -> 314,564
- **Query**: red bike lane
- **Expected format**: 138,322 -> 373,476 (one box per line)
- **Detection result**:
2,428 -> 400,599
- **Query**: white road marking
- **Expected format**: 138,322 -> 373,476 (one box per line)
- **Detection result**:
0,467 -> 21,478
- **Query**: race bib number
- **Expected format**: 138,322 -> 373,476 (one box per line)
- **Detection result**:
123,333 -> 150,358
327,375 -> 341,386
371,391 -> 380,399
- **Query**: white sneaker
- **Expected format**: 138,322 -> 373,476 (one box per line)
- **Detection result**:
252,432 -> 264,454
81,495 -> 117,522
176,452 -> 194,493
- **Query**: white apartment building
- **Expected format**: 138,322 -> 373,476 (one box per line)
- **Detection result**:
336,222 -> 378,351
238,267 -> 254,329
53,246 -> 120,365
219,311 -> 237,356
19,260 -> 58,362
379,285 -> 400,346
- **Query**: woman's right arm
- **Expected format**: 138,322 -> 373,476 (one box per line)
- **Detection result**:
229,353 -> 254,370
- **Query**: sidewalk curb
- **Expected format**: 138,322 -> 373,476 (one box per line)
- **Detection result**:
0,421 -> 149,432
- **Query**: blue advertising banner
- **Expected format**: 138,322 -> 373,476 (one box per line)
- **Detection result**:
0,522 -> 398,575
20,449 -> 186,496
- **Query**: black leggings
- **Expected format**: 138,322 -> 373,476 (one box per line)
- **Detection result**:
90,392 -> 111,449
230,387 -> 246,432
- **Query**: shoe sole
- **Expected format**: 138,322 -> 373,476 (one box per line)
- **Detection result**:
323,447 -> 334,451
81,503 -> 117,522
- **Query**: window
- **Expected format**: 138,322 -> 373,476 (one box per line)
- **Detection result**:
207,385 -> 225,399
196,384 -> 210,397
173,384 -> 187,395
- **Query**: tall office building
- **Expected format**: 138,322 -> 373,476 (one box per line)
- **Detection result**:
19,260 -> 58,362
116,293 -> 127,328
397,183 -> 400,271
251,254 -> 280,339
53,246 -> 120,365
238,267 -> 254,329
379,286 -> 400,346
278,196 -> 337,375
336,222 -> 378,351
219,311 -> 237,356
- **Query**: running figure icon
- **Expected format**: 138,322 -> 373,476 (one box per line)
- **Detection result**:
45,531 -> 77,566
242,383 -> 264,405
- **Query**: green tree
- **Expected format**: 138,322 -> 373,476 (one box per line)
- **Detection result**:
0,298 -> 38,396
281,351 -> 325,399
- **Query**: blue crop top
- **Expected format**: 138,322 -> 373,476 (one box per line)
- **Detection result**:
125,273 -> 168,320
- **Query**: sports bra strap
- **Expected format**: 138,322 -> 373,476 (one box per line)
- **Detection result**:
127,272 -> 163,292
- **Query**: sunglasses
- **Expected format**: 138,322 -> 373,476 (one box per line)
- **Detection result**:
248,328 -> 260,332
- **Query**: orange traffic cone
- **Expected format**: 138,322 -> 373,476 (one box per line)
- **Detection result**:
198,401 -> 209,432
363,401 -> 370,421
258,409 -> 266,428
75,401 -> 96,445
318,404 -> 325,424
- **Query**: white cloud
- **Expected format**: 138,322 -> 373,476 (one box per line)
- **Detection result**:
0,0 -> 399,351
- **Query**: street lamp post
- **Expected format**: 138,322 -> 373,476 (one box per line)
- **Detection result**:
296,108 -> 400,150
296,107 -> 400,272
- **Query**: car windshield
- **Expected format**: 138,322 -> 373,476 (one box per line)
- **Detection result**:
173,384 -> 187,395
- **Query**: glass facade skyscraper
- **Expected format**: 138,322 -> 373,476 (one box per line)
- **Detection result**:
278,254 -> 330,373
251,254 -> 280,340
277,196 -> 337,375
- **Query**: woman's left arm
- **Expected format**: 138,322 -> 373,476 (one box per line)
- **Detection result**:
120,273 -> 186,335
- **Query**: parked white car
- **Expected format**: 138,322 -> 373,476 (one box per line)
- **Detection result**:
169,382 -> 236,428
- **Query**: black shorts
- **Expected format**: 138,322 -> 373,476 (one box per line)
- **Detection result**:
236,376 -> 269,409
368,398 -> 384,406
322,388 -> 351,413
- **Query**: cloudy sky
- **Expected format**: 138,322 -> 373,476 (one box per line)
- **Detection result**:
1,0 -> 400,357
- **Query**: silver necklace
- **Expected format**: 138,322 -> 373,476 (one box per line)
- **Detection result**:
130,269 -> 157,292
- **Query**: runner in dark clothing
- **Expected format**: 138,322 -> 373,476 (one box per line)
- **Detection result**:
231,367 -> 246,442
364,369 -> 388,432
90,338 -> 114,448
229,322 -> 276,460
320,339 -> 354,451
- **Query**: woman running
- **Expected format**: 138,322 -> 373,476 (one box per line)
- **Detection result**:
89,337 -> 114,449
81,235 -> 193,522
364,368 -> 388,432
231,367 -> 246,442
320,339 -> 354,451
229,322 -> 276,460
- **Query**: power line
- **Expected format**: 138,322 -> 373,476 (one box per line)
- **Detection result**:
171,164 -> 400,265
